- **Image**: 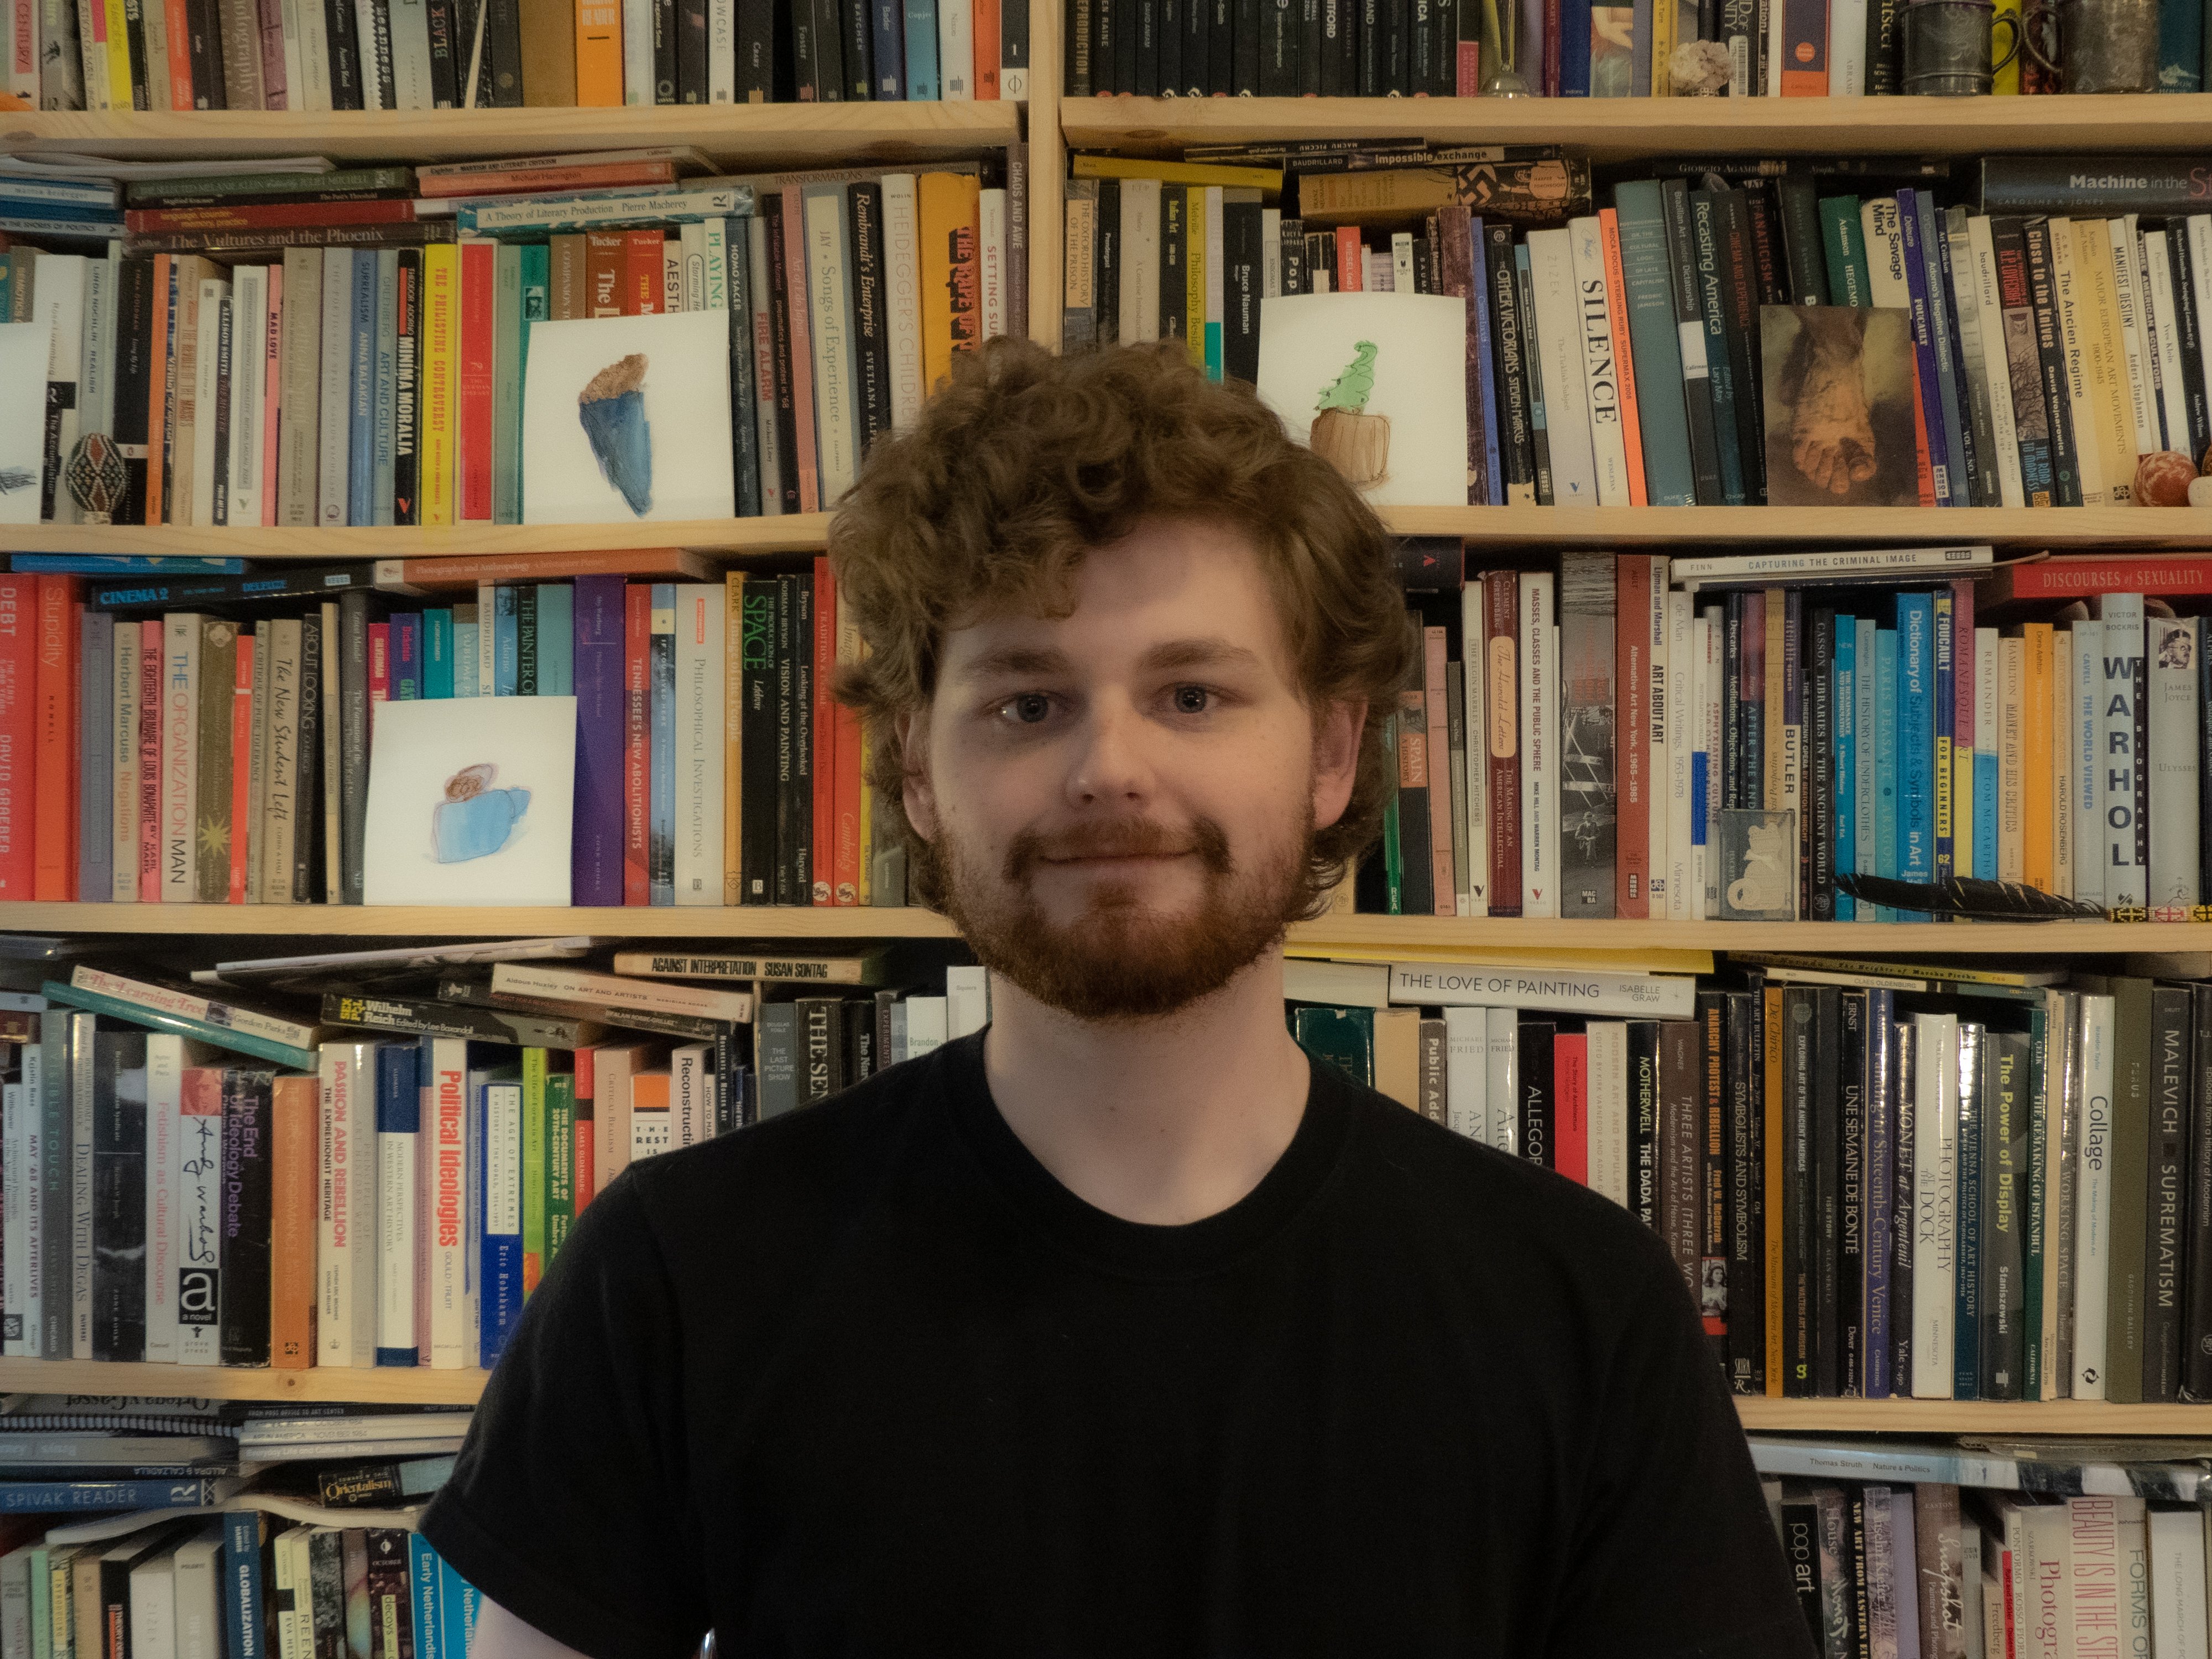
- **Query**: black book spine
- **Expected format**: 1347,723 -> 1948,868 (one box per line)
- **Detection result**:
2171,225 -> 2212,463
186,0 -> 227,105
1093,0 -> 1114,87
1699,993 -> 1730,1379
1513,253 -> 1553,504
772,573 -> 797,904
1782,985 -> 1813,1396
1136,0 -> 1159,88
1232,0 -> 1258,86
1890,1016 -> 1916,1397
843,0 -> 872,95
1095,176 -> 1120,345
1001,0 -> 1029,88
2184,985 -> 2212,1401
1355,0 -> 1376,87
1380,0 -> 1404,87
761,191 -> 802,514
1158,0 -> 1180,89
1864,0 -> 1898,92
1775,174 -> 1827,305
1726,990 -> 1764,1395
1954,1022 -> 1985,1399
847,186 -> 891,452
1406,0 -> 1428,91
1484,222 -> 1533,501
1317,0 -> 1341,87
1296,0 -> 1318,87
325,0 -> 364,105
727,216 -> 760,514
1808,609 -> 1835,920
1160,186 -> 1188,337
424,0 -> 458,100
295,609 -> 323,904
1223,195 -> 1261,384
1630,1019 -> 1660,1231
220,1070 -> 274,1366
1842,1491 -> 1871,1659
792,571 -> 815,904
653,0 -> 677,96
739,580 -> 778,904
1208,0 -> 1229,90
1180,0 -> 1204,89
1067,0 -> 1090,90
676,0 -> 706,96
338,588 -> 371,903
392,250 -> 420,524
1518,1019 -> 1554,1170
814,0 -> 847,96
1836,989 -> 1865,1395
1744,186 -> 1786,307
1811,985 -> 1840,1398
843,999 -> 873,1083
1662,178 -> 1728,506
111,257 -> 153,524
1276,210 -> 1302,296
738,0 -> 775,95
2147,988 -> 2191,1402
1780,1500 -> 1820,1637
467,0 -> 493,104
210,296 -> 232,526
2021,217 -> 2084,508
648,593 -> 674,900
90,1032 -> 148,1364
1259,0 -> 1288,88
797,998 -> 838,1103
121,0 -> 150,105
1986,1027 -> 2029,1401
1713,185 -> 1766,505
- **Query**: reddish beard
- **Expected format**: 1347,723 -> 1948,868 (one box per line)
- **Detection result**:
932,807 -> 1316,1021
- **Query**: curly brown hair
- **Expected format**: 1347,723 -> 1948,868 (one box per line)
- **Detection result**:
829,336 -> 1417,920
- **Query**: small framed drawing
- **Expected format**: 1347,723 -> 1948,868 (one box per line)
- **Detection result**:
364,696 -> 577,905
1718,808 -> 1798,921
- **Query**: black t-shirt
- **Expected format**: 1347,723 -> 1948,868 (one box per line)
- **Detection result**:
421,1031 -> 1815,1659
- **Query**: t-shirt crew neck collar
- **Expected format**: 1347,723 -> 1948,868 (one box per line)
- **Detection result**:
936,1027 -> 1360,1281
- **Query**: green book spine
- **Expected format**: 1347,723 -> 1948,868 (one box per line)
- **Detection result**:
2105,977 -> 2154,1402
521,1047 -> 547,1296
38,982 -> 316,1072
422,609 -> 453,700
1291,1005 -> 1374,1089
1819,195 -> 1870,307
545,1071 -> 576,1274
492,243 -> 524,526
1612,180 -> 1697,507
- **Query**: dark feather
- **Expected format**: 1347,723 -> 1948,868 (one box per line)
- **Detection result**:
1834,873 -> 2105,922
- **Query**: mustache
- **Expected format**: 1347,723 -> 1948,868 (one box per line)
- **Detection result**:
1003,817 -> 1234,879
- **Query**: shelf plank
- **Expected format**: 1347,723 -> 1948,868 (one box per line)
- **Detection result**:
4,515 -> 836,560
1061,91 -> 2212,158
4,904 -> 2210,951
0,1357 -> 487,1403
0,103 -> 1020,167
1733,1397 -> 2212,1432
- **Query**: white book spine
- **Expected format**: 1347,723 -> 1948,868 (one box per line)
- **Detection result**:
670,1046 -> 707,1145
2052,643 -> 2073,898
1912,1010 -> 1959,1399
389,0 -> 432,103
175,1066 -> 221,1365
630,1103 -> 671,1161
1485,1006 -> 1518,1154
946,966 -> 990,1037
1567,217 -> 1630,507
1390,232 -> 1412,292
2112,217 -> 2162,460
1527,228 -> 1598,505
172,1535 -> 222,1659
881,175 -> 924,431
1261,207 -> 1280,300
1462,588 -> 1488,917
1827,0 -> 1865,90
904,995 -> 948,1057
378,1081 -> 417,1365
1965,217 -> 2025,509
936,0 -> 972,95
622,0 -> 650,102
229,266 -> 268,530
193,280 -> 229,528
128,1558 -> 176,1659
2104,594 -> 2147,909
979,186 -> 1008,341
2149,615 -> 2200,909
296,0 -> 331,112
672,583 -> 726,905
2147,230 -> 2191,461
424,1038 -> 468,1370
1519,571 -> 1558,917
316,249 -> 353,526
707,0 -> 732,97
801,185 -> 860,504
1,1084 -> 22,1357
1118,179 -> 1148,343
1655,565 -> 1680,916
2073,993 -> 2115,1399
317,1043 -> 375,1366
1385,966 -> 1696,1021
2074,620 -> 2106,906
1585,1020 -> 1627,1208
160,613 -> 200,903
1863,199 -> 1910,310
1442,1006 -> 1486,1142
109,620 -> 138,901
2146,1509 -> 2208,1658
353,0 -> 387,105
143,1035 -> 180,1363
78,253 -> 116,453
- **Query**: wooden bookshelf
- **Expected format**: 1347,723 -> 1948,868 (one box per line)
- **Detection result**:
1060,90 -> 2212,159
4,515 -> 838,560
0,1357 -> 487,1404
1733,1399 -> 2212,1433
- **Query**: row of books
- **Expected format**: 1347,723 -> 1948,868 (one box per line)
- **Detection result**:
2,0 -> 1030,110
1063,150 -> 2212,510
7,160 -> 1016,528
1312,954 -> 2212,1405
0,560 -> 918,910
0,952 -> 993,1369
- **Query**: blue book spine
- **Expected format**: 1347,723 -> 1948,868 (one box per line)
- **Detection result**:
903,0 -> 939,96
1834,619 -> 1856,921
478,1078 -> 524,1366
9,554 -> 246,573
1895,193 -> 1956,508
1863,989 -> 1894,1396
650,582 -> 677,907
1897,594 -> 1933,917
493,587 -> 519,695
222,1512 -> 266,1659
390,613 -> 421,701
1921,192 -> 1974,507
1875,628 -> 1899,924
872,0 -> 905,93
0,1478 -> 232,1512
424,609 -> 453,699
375,1044 -> 420,1368
536,585 -> 573,695
78,612 -> 112,904
1933,590 -> 1955,889
1517,243 -> 1546,481
409,1535 -> 443,1659
442,1559 -> 481,1659
372,250 -> 399,528
1557,0 -> 1591,90
453,624 -> 479,698
1468,218 -> 1503,505
349,252 -> 377,528
1953,1022 -> 1983,1397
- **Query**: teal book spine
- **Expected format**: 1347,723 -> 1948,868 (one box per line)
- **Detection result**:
1291,1004 -> 1375,1088
39,981 -> 317,1072
536,585 -> 573,695
1875,628 -> 1899,924
2162,0 -> 2203,88
1933,589 -> 1955,886
1819,195 -> 1868,306
493,586 -> 519,695
1974,702 -> 1999,882
1897,593 -> 1933,918
424,609 -> 453,699
492,244 -> 524,526
1612,180 -> 1697,506
1834,619 -> 1856,921
453,623 -> 479,697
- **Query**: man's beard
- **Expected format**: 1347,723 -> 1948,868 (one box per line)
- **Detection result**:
931,804 -> 1314,1022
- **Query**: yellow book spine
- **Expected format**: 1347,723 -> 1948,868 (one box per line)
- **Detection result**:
1185,201 -> 1206,371
2023,623 -> 2053,891
1069,154 -> 1285,196
103,0 -> 130,109
723,571 -> 744,905
575,0 -> 624,103
421,244 -> 461,526
1999,635 -> 2023,882
1762,984 -> 1784,1399
2048,220 -> 2110,506
917,171 -> 980,398
2073,218 -> 2137,503
1650,0 -> 1676,93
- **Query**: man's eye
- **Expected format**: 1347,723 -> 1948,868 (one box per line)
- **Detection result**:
1000,693 -> 1052,724
1172,685 -> 1211,714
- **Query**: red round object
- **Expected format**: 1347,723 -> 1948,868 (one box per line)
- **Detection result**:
2137,449 -> 2198,506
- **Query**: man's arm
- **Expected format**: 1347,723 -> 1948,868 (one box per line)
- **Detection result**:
472,1599 -> 592,1659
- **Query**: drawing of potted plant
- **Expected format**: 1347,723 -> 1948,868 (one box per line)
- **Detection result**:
1309,340 -> 1389,488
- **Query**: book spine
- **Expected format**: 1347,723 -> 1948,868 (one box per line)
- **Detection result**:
623,583 -> 650,905
373,1046 -> 418,1366
2106,594 -> 2148,909
648,585 -> 676,905
421,1038 -> 467,1369
269,1073 -> 315,1369
2074,993 -> 2115,1398
216,1068 -> 272,1366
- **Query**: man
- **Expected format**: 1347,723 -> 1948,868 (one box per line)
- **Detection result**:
421,339 -> 1814,1659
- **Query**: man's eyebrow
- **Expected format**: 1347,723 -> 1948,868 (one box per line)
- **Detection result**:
1139,637 -> 1264,674
947,638 -> 1263,681
947,644 -> 1073,682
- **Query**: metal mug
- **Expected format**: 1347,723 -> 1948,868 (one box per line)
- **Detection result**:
1901,0 -> 2021,93
2022,0 -> 2159,91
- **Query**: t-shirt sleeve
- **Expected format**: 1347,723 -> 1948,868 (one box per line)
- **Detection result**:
418,1170 -> 710,1659
1543,1240 -> 1818,1659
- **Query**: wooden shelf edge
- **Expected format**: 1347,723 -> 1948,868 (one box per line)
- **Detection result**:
6,515 -> 836,560
0,1357 -> 487,1403
1735,1397 -> 2212,1432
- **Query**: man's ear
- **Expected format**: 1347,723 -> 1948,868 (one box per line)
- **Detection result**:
1312,697 -> 1365,831
897,708 -> 940,842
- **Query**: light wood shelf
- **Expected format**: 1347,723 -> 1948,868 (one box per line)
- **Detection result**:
1734,1397 -> 2212,1433
0,1357 -> 487,1403
0,102 -> 1020,168
1061,90 -> 2212,159
6,904 -> 2211,952
6,515 -> 836,560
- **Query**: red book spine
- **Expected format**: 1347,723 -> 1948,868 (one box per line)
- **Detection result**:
574,1118 -> 595,1216
123,199 -> 420,233
33,576 -> 78,901
624,230 -> 663,314
1910,359 -> 1936,505
1422,625 -> 1454,916
1553,1031 -> 1588,1187
624,584 -> 651,905
415,161 -> 679,198
782,186 -> 820,514
368,623 -> 390,706
571,1049 -> 595,1213
163,0 -> 194,107
1616,554 -> 1650,919
458,240 -> 495,523
229,632 -> 253,903
2007,559 -> 2212,598
811,559 -> 836,904
1455,37 -> 1478,91
137,619 -> 161,902
1334,225 -> 1363,293
972,0 -> 1000,94
0,580 -> 32,899
1483,571 -> 1521,917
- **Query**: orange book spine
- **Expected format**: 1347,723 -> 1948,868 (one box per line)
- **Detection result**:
0,578 -> 31,901
227,630 -> 252,902
811,559 -> 835,904
145,255 -> 171,523
916,173 -> 981,397
1334,224 -> 1363,292
833,580 -> 862,905
624,229 -> 662,314
973,0 -> 1000,95
574,1118 -> 594,1214
1910,359 -> 1935,505
270,1073 -> 319,1370
571,1050 -> 596,1212
163,0 -> 194,108
574,0 -> 622,102
1598,208 -> 1647,508
32,577 -> 76,901
781,186 -> 820,513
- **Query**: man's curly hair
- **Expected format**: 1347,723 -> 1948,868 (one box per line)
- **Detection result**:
830,337 -> 1416,920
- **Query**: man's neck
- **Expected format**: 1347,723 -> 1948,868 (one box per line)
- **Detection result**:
978,949 -> 1312,1227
